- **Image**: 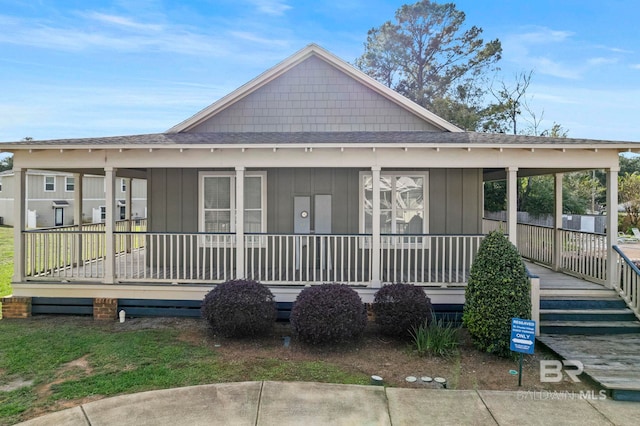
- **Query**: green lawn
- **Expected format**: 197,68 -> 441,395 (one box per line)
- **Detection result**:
0,318 -> 368,425
0,226 -> 13,298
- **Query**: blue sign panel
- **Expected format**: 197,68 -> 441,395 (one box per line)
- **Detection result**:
510,318 -> 536,354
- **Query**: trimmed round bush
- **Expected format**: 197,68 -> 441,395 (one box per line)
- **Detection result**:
201,279 -> 277,338
463,231 -> 530,357
290,284 -> 367,344
373,283 -> 433,338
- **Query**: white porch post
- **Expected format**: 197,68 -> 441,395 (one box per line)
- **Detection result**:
606,167 -> 619,288
124,177 -> 132,252
104,167 -> 116,284
235,167 -> 245,279
553,173 -> 563,271
73,173 -> 84,227
73,173 -> 84,267
506,167 -> 518,246
12,168 -> 25,283
371,166 -> 381,287
124,178 -> 132,222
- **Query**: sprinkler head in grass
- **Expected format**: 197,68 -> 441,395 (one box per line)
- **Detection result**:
371,375 -> 384,386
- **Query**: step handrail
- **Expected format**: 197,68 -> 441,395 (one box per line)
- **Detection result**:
525,265 -> 541,336
612,245 -> 640,320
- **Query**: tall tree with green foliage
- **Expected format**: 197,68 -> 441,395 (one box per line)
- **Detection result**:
355,0 -> 502,130
619,172 -> 640,230
0,155 -> 12,172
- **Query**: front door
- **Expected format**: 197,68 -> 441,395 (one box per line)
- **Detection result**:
54,207 -> 64,226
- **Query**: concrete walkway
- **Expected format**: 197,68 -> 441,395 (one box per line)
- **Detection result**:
16,381 -> 640,426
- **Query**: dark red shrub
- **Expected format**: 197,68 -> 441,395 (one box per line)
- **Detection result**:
290,284 -> 367,344
201,279 -> 276,338
373,283 -> 433,338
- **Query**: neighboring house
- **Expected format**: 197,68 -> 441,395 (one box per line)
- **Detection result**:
0,170 -> 146,228
0,44 -> 638,319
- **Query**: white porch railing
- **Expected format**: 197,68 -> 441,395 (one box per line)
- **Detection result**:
22,230 -> 485,286
483,218 -> 607,284
23,230 -> 106,280
245,234 -> 371,285
613,246 -> 640,319
558,229 -> 607,283
381,234 -> 484,285
115,232 -> 236,283
517,223 -> 554,266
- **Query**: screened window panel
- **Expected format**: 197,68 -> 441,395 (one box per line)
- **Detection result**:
204,211 -> 231,233
244,176 -> 262,210
203,176 -> 231,209
244,211 -> 262,233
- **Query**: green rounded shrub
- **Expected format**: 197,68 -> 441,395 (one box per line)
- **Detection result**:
290,284 -> 367,344
373,283 -> 433,339
201,279 -> 277,338
463,231 -> 530,357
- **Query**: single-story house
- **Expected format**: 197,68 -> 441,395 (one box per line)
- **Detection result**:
1,44 -> 638,319
0,169 -> 146,227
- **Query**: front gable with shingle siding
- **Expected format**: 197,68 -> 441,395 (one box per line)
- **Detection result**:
169,44 -> 460,134
189,55 -> 441,133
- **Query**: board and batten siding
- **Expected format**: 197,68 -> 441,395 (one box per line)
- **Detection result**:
190,56 -> 440,133
148,168 -> 482,235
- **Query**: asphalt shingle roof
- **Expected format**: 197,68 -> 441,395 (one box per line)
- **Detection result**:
0,131 -> 638,149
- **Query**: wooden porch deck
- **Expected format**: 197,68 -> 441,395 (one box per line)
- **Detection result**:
524,261 -> 613,296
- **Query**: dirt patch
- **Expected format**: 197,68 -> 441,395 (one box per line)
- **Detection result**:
207,321 -> 595,392
35,354 -> 93,399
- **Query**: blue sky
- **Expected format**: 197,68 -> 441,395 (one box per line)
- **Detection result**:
1,0 -> 639,146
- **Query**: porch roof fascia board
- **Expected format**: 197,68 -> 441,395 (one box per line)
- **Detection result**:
165,44 -> 462,134
11,144 -> 621,172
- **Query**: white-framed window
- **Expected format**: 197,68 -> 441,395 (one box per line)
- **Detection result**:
44,176 -> 55,192
121,178 -> 127,192
100,206 -> 106,222
199,171 -> 267,237
65,176 -> 75,192
359,171 -> 429,234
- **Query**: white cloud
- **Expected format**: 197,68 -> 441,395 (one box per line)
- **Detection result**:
513,28 -> 574,44
0,13 -> 228,55
248,0 -> 292,16
82,12 -> 164,32
586,57 -> 618,66
631,64 -> 640,70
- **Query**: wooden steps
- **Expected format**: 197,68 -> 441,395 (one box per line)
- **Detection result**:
540,297 -> 640,335
532,263 -> 640,400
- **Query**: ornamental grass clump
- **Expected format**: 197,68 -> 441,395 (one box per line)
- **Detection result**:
201,279 -> 277,338
373,283 -> 433,339
290,284 -> 367,345
463,231 -> 530,357
410,318 -> 460,357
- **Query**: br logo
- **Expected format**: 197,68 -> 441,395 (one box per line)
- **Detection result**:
540,360 -> 584,382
